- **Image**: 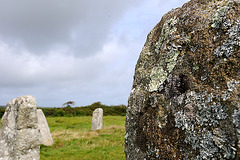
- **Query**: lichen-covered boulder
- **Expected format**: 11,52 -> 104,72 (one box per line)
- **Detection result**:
0,95 -> 41,160
125,0 -> 240,159
37,109 -> 54,146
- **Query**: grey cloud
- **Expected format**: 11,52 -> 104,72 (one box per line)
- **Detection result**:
0,0 -> 140,56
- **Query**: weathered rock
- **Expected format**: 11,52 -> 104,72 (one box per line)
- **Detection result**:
37,109 -> 53,146
0,95 -> 41,160
91,108 -> 103,130
125,0 -> 240,159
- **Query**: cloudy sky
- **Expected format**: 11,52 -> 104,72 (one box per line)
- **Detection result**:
0,0 -> 188,107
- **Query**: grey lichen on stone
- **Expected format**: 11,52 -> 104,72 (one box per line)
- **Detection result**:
214,17 -> 240,57
174,90 -> 237,159
166,50 -> 180,72
156,16 -> 178,52
227,79 -> 239,92
211,5 -> 229,28
233,110 -> 240,149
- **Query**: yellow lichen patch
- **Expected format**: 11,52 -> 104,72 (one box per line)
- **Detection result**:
149,66 -> 167,92
156,16 -> 178,50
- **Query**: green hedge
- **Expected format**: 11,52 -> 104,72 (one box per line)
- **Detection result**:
0,108 -> 4,118
0,102 -> 127,118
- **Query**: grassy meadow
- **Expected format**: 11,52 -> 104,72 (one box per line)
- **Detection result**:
40,116 -> 126,160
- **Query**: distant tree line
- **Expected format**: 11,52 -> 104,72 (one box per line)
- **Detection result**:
0,102 -> 127,118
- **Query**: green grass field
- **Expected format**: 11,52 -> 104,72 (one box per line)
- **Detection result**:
40,116 -> 126,160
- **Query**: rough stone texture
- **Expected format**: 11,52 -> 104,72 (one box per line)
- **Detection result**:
125,0 -> 240,159
37,109 -> 53,146
91,108 -> 103,131
0,95 -> 41,160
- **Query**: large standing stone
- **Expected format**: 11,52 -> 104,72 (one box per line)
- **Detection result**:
91,108 -> 103,131
37,109 -> 53,146
125,0 -> 240,159
0,95 -> 41,160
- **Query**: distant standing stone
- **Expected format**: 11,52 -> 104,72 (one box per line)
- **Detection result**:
91,108 -> 103,130
37,109 -> 53,146
0,95 -> 41,160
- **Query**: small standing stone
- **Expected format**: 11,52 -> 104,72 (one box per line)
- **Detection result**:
0,95 -> 41,160
91,108 -> 103,131
37,109 -> 53,146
